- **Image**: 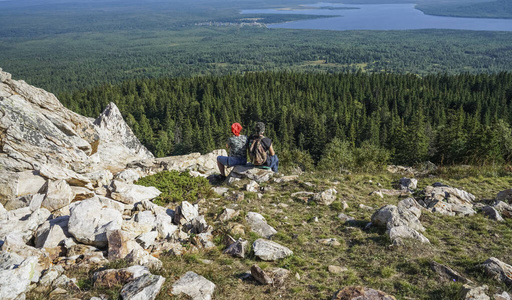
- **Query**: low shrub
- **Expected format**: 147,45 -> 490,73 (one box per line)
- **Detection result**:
136,170 -> 212,205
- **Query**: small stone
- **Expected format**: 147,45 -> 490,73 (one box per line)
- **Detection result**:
482,206 -> 504,222
332,286 -> 397,300
223,239 -> 248,258
317,238 -> 341,247
253,239 -> 293,261
311,188 -> 337,206
328,265 -> 348,274
251,264 -> 273,285
246,181 -> 260,193
494,291 -> 511,300
481,257 -> 512,287
359,204 -> 374,210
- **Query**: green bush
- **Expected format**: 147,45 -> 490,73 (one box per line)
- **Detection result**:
136,170 -> 212,205
318,138 -> 389,172
317,138 -> 355,171
279,148 -> 315,173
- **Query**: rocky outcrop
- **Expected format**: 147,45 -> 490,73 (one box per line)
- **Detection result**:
0,68 -> 153,207
419,183 -> 476,216
371,198 -> 429,245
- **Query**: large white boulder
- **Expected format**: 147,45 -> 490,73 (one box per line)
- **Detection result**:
68,198 -> 123,247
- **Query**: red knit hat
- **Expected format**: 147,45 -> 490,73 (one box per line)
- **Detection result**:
231,123 -> 242,136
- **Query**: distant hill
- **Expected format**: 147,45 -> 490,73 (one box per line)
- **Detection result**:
417,0 -> 512,19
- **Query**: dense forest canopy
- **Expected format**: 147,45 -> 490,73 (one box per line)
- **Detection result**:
2,0 -> 512,95
61,72 -> 512,167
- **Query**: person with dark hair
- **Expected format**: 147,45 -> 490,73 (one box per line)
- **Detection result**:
248,122 -> 279,172
216,122 -> 248,178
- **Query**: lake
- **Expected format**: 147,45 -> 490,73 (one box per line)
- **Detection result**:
242,3 -> 512,32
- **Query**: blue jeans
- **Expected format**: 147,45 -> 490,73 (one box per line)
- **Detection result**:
267,155 -> 279,173
217,156 -> 247,168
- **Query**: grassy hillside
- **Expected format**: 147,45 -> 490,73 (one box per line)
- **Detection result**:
27,167 -> 512,299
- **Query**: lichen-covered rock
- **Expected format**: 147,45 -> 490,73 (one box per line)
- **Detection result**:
171,271 -> 216,300
398,177 -> 418,191
68,198 -> 123,247
93,265 -> 150,288
371,202 -> 424,232
253,239 -> 293,261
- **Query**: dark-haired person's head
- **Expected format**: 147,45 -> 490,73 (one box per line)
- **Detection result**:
255,122 -> 265,135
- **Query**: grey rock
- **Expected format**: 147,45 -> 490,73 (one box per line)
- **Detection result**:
246,212 -> 277,238
482,206 -> 504,222
107,229 -> 140,261
251,264 -> 273,285
34,215 -> 71,249
155,210 -> 178,239
338,213 -> 355,223
481,257 -> 512,287
217,208 -> 240,222
212,187 -> 229,196
494,292 -> 511,300
228,165 -> 274,183
311,188 -> 337,206
171,271 -> 216,300
38,265 -> 64,287
253,239 -> 293,261
93,265 -> 150,288
419,184 -> 476,216
246,180 -> 260,193
174,201 -> 199,226
110,180 -> 161,205
389,225 -> 430,245
68,198 -> 123,247
371,202 -> 424,232
460,284 -> 490,300
223,238 -> 248,258
430,261 -> 472,283
496,189 -> 512,204
41,179 -> 75,212
332,286 -> 397,300
0,207 -> 51,243
126,246 -> 163,270
0,70 -> 152,208
136,231 -> 158,249
114,169 -> 141,183
135,211 -> 156,228
492,201 -> 512,218
398,177 -> 418,190
0,255 -> 39,300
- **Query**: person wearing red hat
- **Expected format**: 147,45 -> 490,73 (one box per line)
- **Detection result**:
216,122 -> 248,178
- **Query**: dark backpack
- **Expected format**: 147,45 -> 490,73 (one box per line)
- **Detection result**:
249,137 -> 267,166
